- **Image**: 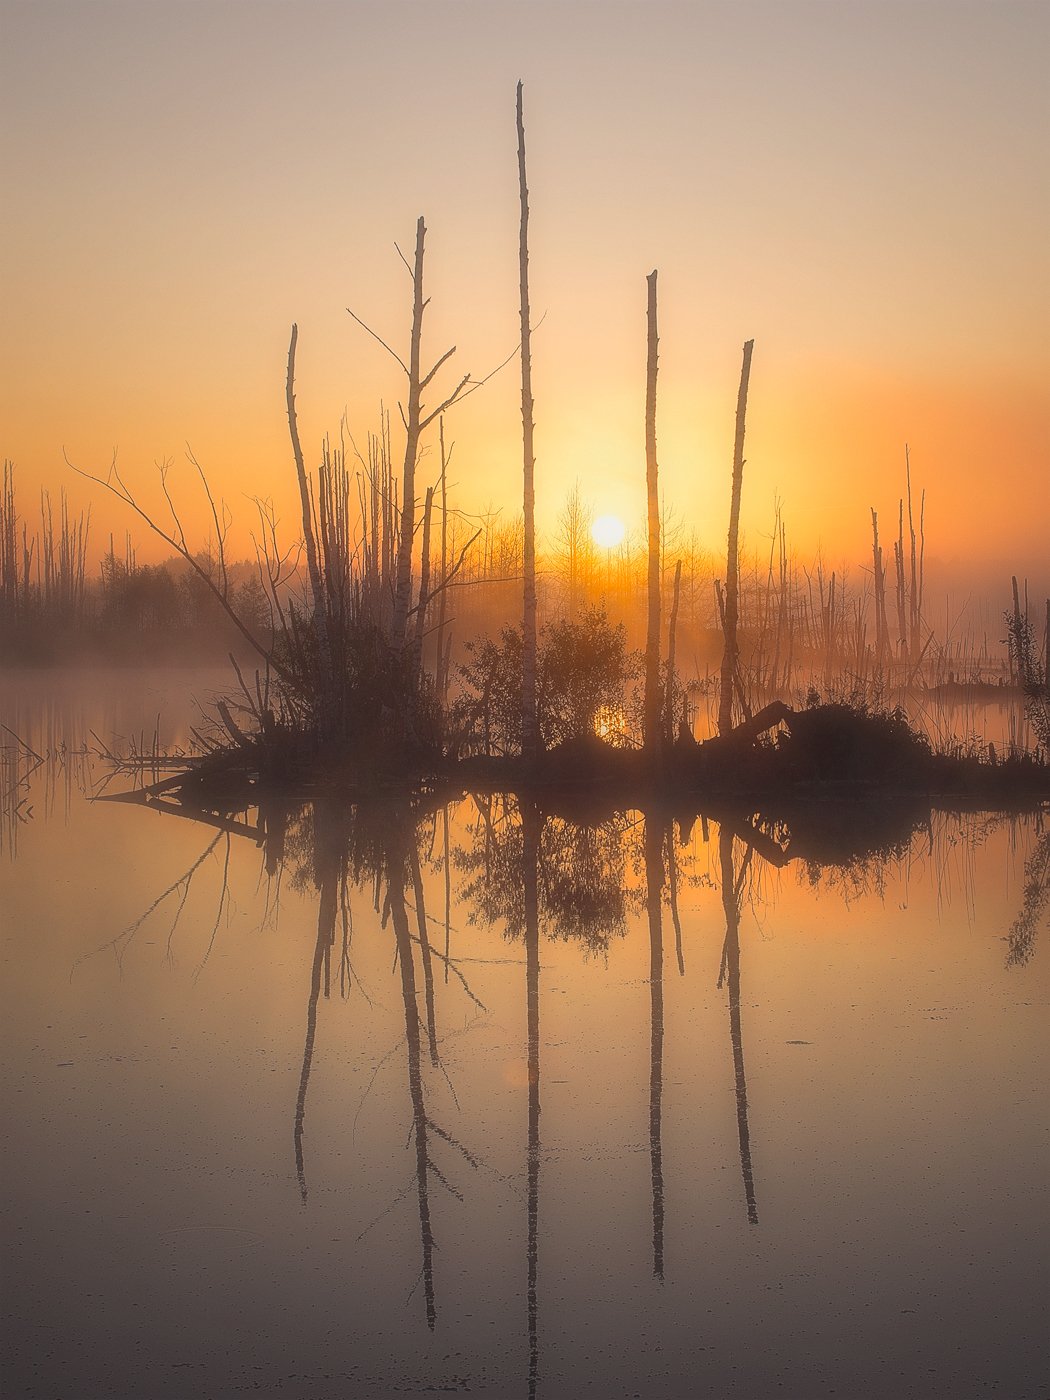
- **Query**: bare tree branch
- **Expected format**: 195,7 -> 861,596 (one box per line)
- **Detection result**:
406,527 -> 481,617
419,345 -> 457,393
186,446 -> 229,599
346,307 -> 410,376
65,450 -> 293,685
420,373 -> 471,431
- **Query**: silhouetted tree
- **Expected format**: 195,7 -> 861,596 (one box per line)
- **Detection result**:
517,81 -> 539,761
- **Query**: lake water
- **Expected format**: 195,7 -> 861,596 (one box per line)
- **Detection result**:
2,670 -> 1048,1399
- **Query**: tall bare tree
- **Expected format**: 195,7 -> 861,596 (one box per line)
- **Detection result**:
665,557 -> 682,741
871,507 -> 888,667
718,340 -> 754,736
391,219 -> 428,648
517,80 -> 539,760
350,217 -> 469,652
286,325 -> 332,691
644,270 -> 661,756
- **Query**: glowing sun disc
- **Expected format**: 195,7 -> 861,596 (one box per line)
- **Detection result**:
592,514 -> 626,549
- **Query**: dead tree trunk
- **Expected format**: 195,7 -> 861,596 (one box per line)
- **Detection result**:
665,557 -> 682,742
718,340 -> 754,736
917,482 -> 926,663
644,270 -> 661,757
435,418 -> 450,700
906,446 -> 926,666
391,218 -> 428,649
287,325 -> 325,638
286,324 -> 334,719
517,81 -> 539,760
871,507 -> 887,667
412,485 -> 435,672
1011,575 -> 1022,685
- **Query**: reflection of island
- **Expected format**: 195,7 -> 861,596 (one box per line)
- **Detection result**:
286,793 -> 765,1365
89,781 -> 1046,1362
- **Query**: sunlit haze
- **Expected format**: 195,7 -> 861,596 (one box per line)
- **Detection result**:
2,0 -> 1047,591
4,10 -> 1050,1392
592,515 -> 627,550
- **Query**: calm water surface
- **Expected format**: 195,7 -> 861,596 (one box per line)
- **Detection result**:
2,670 -> 1048,1399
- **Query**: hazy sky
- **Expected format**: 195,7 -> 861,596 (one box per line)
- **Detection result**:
2,0 -> 1047,578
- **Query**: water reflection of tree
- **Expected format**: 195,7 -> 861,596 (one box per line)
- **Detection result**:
290,797 -> 352,1204
454,797 -> 617,1388
718,827 -> 759,1226
70,827 -> 230,978
522,802 -> 541,1399
88,781 -> 1047,1369
289,794 -> 763,1312
455,796 -> 630,951
644,815 -> 665,1276
284,795 -> 487,1331
457,800 -> 668,1372
1006,828 -> 1050,968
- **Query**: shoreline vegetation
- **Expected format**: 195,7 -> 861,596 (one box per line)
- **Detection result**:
4,86 -> 1049,816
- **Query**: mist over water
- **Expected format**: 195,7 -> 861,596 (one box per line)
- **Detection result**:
5,6 -> 1048,1392
2,672 -> 1048,1399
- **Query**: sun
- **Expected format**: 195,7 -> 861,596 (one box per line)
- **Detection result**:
592,514 -> 626,549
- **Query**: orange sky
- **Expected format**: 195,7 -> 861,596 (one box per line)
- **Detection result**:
2,1 -> 1047,586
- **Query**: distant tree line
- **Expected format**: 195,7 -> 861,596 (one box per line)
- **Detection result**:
1,461 -> 270,662
3,453 -> 1034,711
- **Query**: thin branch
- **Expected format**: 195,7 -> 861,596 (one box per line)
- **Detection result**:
420,373 -> 472,432
419,345 -> 457,393
346,307 -> 410,376
405,528 -> 481,617
453,313 -> 547,408
393,241 -> 414,278
186,446 -> 229,599
65,451 -> 291,684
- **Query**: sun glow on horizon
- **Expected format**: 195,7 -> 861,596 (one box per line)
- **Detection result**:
592,514 -> 627,550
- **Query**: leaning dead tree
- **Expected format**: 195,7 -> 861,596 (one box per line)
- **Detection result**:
718,339 -> 755,736
287,323 -> 335,725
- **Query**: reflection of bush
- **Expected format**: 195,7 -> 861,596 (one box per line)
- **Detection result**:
455,797 -> 629,950
1006,830 -> 1050,969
